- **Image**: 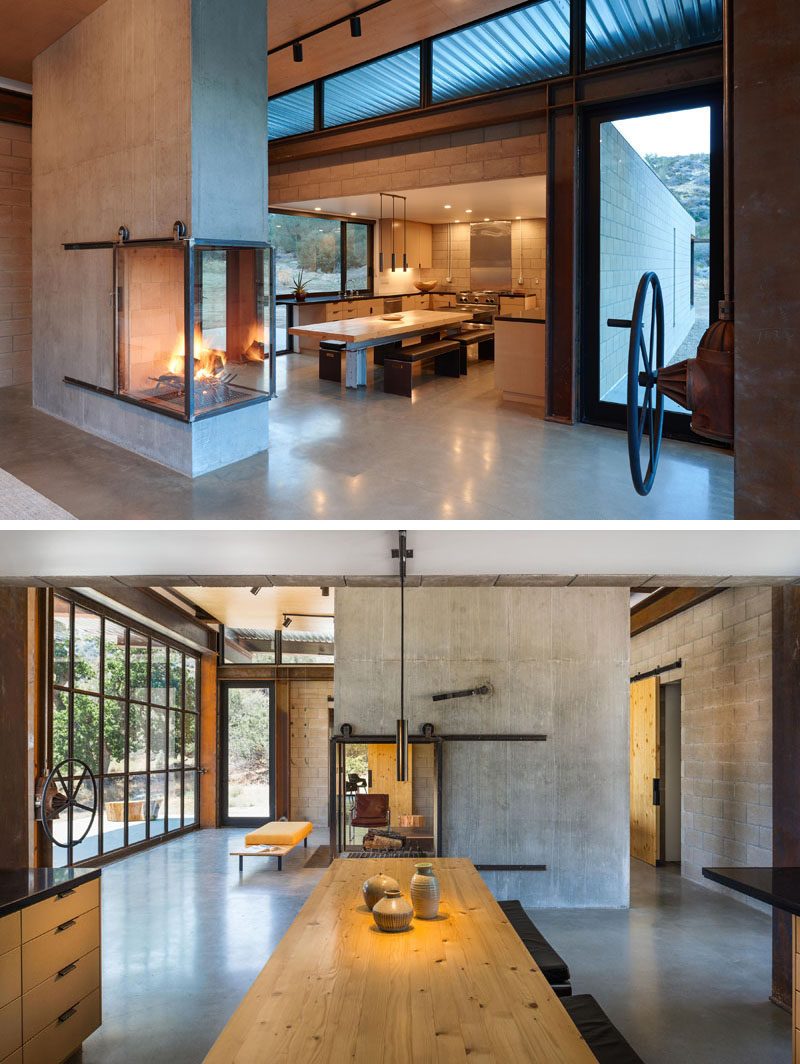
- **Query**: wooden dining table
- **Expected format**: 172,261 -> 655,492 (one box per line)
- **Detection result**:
204,857 -> 597,1062
288,309 -> 473,388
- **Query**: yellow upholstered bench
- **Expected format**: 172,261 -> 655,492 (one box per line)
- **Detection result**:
232,820 -> 313,873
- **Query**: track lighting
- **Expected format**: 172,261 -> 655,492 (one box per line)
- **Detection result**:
321,586 -> 330,597
350,16 -> 362,36
282,615 -> 292,628
250,586 -> 261,596
292,40 -> 303,62
267,1 -> 391,60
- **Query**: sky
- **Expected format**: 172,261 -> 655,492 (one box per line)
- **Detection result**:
612,106 -> 710,157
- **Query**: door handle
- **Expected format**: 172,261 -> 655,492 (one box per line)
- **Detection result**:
652,778 -> 661,806
55,919 -> 76,933
57,962 -> 77,979
56,888 -> 76,899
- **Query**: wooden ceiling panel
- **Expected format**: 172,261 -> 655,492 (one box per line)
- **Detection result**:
0,0 -> 107,82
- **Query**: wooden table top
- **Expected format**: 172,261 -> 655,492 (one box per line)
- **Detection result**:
204,857 -> 597,1063
288,309 -> 472,345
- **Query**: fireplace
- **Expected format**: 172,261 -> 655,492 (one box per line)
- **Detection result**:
65,227 -> 276,421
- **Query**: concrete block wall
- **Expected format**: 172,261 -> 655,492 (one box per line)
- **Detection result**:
631,587 -> 772,909
0,120 -> 31,388
289,678 -> 332,826
334,586 -> 630,908
599,122 -> 696,399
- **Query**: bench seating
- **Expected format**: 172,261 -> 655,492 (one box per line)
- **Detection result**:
563,995 -> 646,1064
498,899 -> 571,996
457,327 -> 495,371
244,820 -> 312,847
384,338 -> 461,396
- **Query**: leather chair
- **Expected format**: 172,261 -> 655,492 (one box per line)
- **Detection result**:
351,792 -> 390,830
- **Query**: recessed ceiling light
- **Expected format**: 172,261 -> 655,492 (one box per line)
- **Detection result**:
444,204 -> 451,209
515,216 -> 521,220
350,211 -> 357,216
314,206 -> 322,211
465,209 -> 472,214
455,219 -> 461,223
483,217 -> 490,221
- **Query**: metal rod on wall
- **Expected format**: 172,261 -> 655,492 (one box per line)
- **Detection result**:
630,659 -> 682,683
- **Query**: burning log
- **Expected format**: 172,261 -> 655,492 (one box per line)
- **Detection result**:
243,340 -> 265,363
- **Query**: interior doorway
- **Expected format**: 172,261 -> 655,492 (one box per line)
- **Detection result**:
661,681 -> 682,863
220,681 -> 275,826
630,675 -> 682,866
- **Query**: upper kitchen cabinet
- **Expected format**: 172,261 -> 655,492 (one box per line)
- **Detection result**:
380,219 -> 432,269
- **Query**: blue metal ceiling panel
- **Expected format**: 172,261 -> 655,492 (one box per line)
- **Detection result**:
586,0 -> 722,67
324,46 -> 421,128
268,84 -> 315,140
432,0 -> 571,103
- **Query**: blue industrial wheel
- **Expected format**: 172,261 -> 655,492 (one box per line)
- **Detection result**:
40,758 -> 98,848
626,272 -> 665,496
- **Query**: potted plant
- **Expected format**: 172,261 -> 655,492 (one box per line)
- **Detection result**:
292,269 -> 308,302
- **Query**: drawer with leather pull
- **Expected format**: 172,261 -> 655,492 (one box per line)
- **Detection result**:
21,987 -> 100,1064
0,997 -> 21,1059
21,908 -> 99,994
20,880 -> 99,943
0,951 -> 20,1012
22,948 -> 99,1044
0,915 -> 20,959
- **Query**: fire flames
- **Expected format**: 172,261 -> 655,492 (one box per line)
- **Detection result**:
168,326 -> 226,379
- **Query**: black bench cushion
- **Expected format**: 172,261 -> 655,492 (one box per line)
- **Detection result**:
388,339 -> 460,363
458,328 -> 495,345
563,995 -> 645,1064
497,900 -> 570,985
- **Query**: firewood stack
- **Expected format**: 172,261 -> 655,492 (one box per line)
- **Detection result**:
362,828 -> 406,851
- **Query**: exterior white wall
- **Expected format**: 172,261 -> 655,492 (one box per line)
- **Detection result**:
599,123 -> 696,400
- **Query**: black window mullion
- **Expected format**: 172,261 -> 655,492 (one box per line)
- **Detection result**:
67,601 -> 74,866
145,637 -> 152,841
571,0 -> 586,76
314,79 -> 324,130
124,629 -> 131,851
341,221 -> 347,293
420,38 -> 432,107
98,616 -> 105,857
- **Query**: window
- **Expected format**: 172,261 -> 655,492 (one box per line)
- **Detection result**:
268,84 -> 315,140
585,0 -> 722,69
323,46 -> 421,128
269,212 -> 372,296
49,594 -> 200,866
432,0 -> 570,104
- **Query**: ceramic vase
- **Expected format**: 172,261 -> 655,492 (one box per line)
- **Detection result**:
372,888 -> 413,932
410,862 -> 440,919
362,872 -> 400,911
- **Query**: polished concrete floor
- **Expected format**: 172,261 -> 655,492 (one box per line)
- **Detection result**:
0,354 -> 733,519
82,832 -> 787,1063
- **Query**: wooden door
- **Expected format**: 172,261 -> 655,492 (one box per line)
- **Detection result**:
367,743 -> 413,826
630,676 -> 661,865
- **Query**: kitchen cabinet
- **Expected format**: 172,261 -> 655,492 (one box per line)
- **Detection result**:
494,318 -> 545,417
380,220 -> 432,270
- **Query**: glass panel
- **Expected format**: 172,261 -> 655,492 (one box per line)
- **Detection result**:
225,628 -> 275,664
324,46 -> 421,127
268,84 -> 315,140
597,108 -> 710,411
128,704 -> 148,773
128,774 -> 148,845
275,304 -> 288,354
71,773 -> 99,862
73,606 -> 101,692
52,689 -> 70,766
169,650 -> 183,709
72,694 -> 101,777
586,0 -> 722,68
150,773 -> 166,836
103,698 -> 126,775
432,0 -> 570,103
225,686 -> 271,820
53,597 -> 71,688
270,214 -> 342,295
168,710 -> 182,769
130,633 -> 149,702
281,629 -> 335,664
345,223 -> 370,293
103,776 -> 126,853
184,771 -> 197,827
184,713 -> 197,768
104,621 -> 127,698
185,657 -> 197,711
168,771 -> 183,830
150,707 -> 167,770
151,642 -> 167,705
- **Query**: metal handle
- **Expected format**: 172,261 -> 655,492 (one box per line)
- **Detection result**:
58,1004 -> 78,1024
56,888 -> 76,899
607,318 -> 632,328
57,962 -> 77,979
653,778 -> 661,806
55,919 -> 76,933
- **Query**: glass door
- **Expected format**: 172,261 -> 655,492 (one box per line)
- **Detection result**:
582,87 -> 722,438
220,682 -> 275,826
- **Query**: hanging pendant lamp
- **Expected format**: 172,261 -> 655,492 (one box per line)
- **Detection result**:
394,529 -> 411,781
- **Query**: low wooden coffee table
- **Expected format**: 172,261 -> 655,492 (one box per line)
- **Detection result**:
230,843 -> 293,872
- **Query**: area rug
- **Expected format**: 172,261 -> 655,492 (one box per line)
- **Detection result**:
0,469 -> 76,520
304,845 -> 332,868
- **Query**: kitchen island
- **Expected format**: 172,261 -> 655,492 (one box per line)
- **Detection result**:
205,857 -> 597,1062
493,315 -> 546,415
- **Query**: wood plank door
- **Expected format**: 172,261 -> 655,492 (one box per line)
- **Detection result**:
630,676 -> 661,865
367,743 -> 413,826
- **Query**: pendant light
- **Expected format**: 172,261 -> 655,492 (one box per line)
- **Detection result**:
393,529 -> 411,781
403,197 -> 408,272
391,196 -> 396,272
379,194 -> 384,273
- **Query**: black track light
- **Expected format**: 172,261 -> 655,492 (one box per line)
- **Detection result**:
350,16 -> 362,36
321,586 -> 330,597
282,615 -> 292,628
292,40 -> 303,62
250,586 -> 261,596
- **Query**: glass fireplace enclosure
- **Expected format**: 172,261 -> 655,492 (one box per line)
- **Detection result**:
115,239 -> 276,420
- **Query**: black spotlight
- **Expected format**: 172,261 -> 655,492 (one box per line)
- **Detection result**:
292,40 -> 303,62
350,16 -> 362,37
321,586 -> 330,597
282,615 -> 292,628
250,586 -> 261,596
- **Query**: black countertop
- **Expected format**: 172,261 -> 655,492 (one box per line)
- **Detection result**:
279,291 -> 536,306
0,867 -> 101,919
494,315 -> 545,324
702,866 -> 800,915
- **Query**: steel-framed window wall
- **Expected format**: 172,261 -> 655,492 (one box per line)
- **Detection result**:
49,592 -> 201,867
267,0 -> 722,141
270,208 -> 374,298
